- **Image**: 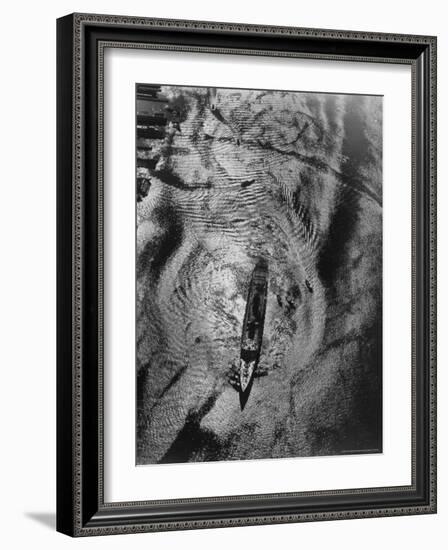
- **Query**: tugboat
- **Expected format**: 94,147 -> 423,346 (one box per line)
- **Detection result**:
239,259 -> 269,409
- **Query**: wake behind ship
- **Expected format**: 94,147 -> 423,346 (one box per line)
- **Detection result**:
239,259 -> 269,409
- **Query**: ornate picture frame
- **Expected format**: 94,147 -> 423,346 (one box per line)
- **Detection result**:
57,13 -> 436,536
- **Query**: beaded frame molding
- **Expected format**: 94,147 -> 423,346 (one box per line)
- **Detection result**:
56,13 -> 437,537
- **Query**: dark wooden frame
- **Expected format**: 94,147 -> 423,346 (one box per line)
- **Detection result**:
57,13 -> 437,537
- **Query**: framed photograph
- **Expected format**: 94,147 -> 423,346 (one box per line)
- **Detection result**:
57,13 -> 437,536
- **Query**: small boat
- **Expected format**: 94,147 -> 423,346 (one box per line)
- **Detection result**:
239,259 -> 268,409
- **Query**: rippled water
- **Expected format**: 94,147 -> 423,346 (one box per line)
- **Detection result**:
136,86 -> 382,464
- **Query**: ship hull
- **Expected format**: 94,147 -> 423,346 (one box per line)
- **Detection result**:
239,259 -> 268,408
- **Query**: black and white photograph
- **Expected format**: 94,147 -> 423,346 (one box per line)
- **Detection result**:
135,83 -> 383,465
0,0 -> 442,544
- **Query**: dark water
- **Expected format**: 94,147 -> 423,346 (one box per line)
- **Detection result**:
136,86 -> 382,464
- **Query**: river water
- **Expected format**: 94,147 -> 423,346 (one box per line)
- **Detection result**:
136,86 -> 382,464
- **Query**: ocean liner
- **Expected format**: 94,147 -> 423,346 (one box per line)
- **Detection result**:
239,259 -> 269,409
